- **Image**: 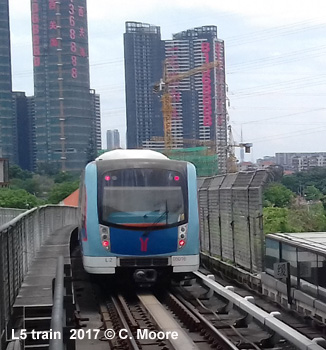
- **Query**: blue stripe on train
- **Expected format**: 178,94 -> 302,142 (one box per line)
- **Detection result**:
110,226 -> 178,255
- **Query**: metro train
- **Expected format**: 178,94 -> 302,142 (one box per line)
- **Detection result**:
78,149 -> 199,284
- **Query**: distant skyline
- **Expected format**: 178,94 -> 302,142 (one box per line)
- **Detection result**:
8,1 -> 326,161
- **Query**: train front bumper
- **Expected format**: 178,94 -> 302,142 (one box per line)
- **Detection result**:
82,254 -> 199,274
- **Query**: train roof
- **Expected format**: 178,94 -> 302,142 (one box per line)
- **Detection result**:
96,149 -> 169,161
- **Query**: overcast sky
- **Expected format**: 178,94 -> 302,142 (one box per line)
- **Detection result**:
8,0 -> 326,161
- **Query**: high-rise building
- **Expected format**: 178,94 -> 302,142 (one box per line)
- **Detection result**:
167,26 -> 227,172
27,96 -> 36,169
0,0 -> 16,162
106,129 -> 120,150
31,0 -> 95,172
124,22 -> 165,149
124,23 -> 228,173
90,89 -> 101,152
12,92 -> 35,171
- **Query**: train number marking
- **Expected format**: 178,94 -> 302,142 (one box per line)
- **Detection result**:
172,257 -> 186,262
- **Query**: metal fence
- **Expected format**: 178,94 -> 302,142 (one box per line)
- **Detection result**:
198,170 -> 269,273
0,209 -> 26,228
0,205 -> 79,350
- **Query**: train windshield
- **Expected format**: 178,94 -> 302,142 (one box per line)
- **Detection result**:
100,168 -> 187,229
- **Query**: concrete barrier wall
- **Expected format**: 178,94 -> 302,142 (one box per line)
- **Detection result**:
0,205 -> 79,350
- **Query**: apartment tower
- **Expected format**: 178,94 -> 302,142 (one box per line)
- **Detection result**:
12,92 -> 35,171
124,22 -> 165,149
31,0 -> 96,171
0,0 -> 16,162
90,89 -> 101,152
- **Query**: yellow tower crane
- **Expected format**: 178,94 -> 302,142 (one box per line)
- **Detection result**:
227,125 -> 253,173
153,60 -> 219,149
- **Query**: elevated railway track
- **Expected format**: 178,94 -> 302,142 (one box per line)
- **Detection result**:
2,215 -> 326,350
71,246 -> 326,350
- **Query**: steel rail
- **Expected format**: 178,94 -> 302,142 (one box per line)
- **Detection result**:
195,270 -> 325,350
169,291 -> 239,350
111,295 -> 140,350
195,295 -> 261,350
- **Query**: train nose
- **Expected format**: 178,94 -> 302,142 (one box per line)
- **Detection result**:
133,269 -> 157,283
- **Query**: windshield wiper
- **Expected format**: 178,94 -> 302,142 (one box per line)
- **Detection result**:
142,209 -> 169,238
143,209 -> 160,218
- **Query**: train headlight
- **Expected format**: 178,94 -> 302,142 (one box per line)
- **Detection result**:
178,224 -> 188,249
99,225 -> 110,251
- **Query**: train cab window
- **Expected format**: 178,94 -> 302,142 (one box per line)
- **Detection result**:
99,168 -> 187,229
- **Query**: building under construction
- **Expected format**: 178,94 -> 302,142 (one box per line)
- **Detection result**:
162,147 -> 218,177
124,23 -> 228,174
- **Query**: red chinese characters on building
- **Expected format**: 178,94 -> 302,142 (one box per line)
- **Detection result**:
50,38 -> 58,47
49,0 -> 56,10
78,6 -> 85,17
49,0 -> 58,51
79,27 -> 85,38
32,24 -> 39,35
32,0 -> 40,66
33,46 -> 40,56
80,47 -> 86,57
34,57 -> 40,67
166,47 -> 180,120
33,35 -> 40,46
214,42 -> 224,127
49,21 -> 57,30
201,42 -> 212,127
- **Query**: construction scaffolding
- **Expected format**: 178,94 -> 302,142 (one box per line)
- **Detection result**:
162,147 -> 219,177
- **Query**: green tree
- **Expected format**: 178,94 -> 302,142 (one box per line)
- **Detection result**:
36,162 -> 60,176
0,189 -> 40,209
281,175 -> 301,194
321,195 -> 326,210
9,164 -> 33,180
9,177 -> 40,195
33,175 -> 55,199
263,207 -> 293,234
263,183 -> 294,208
54,171 -> 79,183
264,203 -> 326,234
291,204 -> 326,232
282,168 -> 326,195
48,181 -> 79,204
303,185 -> 322,201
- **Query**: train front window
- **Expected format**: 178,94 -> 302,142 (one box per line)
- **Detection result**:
100,168 -> 187,229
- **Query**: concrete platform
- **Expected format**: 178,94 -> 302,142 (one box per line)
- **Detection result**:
14,225 -> 76,307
